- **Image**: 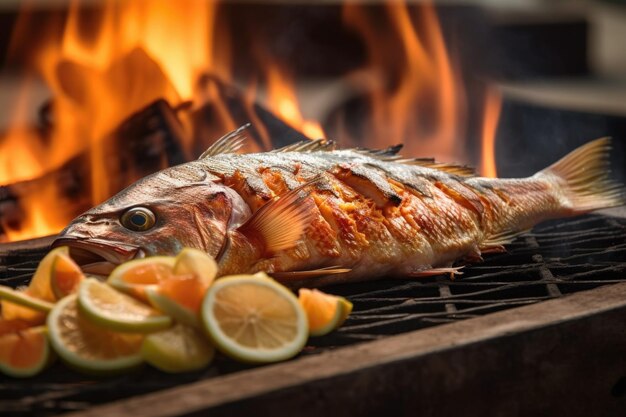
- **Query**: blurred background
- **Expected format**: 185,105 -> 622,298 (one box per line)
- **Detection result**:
0,0 -> 625,243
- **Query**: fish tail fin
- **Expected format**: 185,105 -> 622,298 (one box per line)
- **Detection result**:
539,137 -> 625,213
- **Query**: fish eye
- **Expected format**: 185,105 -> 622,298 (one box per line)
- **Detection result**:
121,207 -> 156,232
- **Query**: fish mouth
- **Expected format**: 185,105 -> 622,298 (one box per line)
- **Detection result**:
52,237 -> 144,276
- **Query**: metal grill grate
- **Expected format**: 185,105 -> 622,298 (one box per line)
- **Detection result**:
1,214 -> 626,415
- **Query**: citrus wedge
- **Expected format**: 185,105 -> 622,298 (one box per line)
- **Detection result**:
0,286 -> 55,314
141,324 -> 214,373
78,279 -> 172,333
145,249 -> 216,327
51,253 -> 84,299
47,294 -> 144,374
201,273 -> 308,364
0,325 -> 51,378
107,257 -> 176,301
298,289 -> 353,336
1,246 -> 69,321
145,285 -> 200,328
173,248 -> 218,285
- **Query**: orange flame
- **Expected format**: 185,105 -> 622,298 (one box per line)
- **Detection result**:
265,65 -> 325,139
1,0 -> 221,241
480,88 -> 502,178
1,0 -> 475,242
342,1 -> 465,160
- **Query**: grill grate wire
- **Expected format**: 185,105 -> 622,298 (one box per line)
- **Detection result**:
1,214 -> 626,415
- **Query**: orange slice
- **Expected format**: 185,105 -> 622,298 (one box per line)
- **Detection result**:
146,249 -> 217,327
0,324 -> 51,378
107,257 -> 176,301
298,289 -> 353,336
51,253 -> 85,299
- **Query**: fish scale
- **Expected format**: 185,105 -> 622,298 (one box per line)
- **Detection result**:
53,130 -> 625,287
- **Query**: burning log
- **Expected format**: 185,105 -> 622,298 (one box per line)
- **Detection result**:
0,99 -> 187,242
189,74 -> 310,156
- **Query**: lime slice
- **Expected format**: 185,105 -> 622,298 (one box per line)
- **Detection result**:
141,324 -> 214,373
201,274 -> 308,364
78,279 -> 172,333
47,294 -> 144,374
107,257 -> 176,300
0,286 -> 55,313
1,246 -> 69,321
0,326 -> 51,378
298,289 -> 353,336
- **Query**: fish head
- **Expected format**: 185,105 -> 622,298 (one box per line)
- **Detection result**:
52,163 -> 250,273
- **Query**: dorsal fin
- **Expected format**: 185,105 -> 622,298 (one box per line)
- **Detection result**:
354,144 -> 404,161
199,124 -> 250,159
399,158 -> 477,177
273,139 -> 336,153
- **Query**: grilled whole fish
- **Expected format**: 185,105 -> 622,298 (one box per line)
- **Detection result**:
53,127 -> 625,287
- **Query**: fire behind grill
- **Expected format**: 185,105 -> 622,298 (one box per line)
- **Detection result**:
1,213 -> 626,415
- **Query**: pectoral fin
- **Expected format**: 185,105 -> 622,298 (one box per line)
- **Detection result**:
238,179 -> 319,254
407,266 -> 464,278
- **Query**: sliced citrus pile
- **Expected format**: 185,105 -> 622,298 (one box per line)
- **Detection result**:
2,245 -> 354,378
78,279 -> 172,333
298,289 -> 353,336
146,249 -> 217,327
141,324 -> 214,373
47,294 -> 144,374
201,273 -> 308,364
0,319 -> 51,378
107,257 -> 176,301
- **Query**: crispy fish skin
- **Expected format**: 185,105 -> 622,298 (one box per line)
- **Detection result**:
53,130 -> 624,287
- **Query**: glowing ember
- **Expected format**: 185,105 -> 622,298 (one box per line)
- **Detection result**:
480,88 -> 502,178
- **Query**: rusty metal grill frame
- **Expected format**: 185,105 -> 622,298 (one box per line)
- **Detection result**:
1,214 -> 626,415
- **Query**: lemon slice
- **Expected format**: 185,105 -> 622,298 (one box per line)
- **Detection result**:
47,294 -> 144,374
0,286 -> 55,313
107,257 -> 176,300
298,289 -> 353,336
201,273 -> 308,364
141,324 -> 214,373
78,279 -> 172,333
